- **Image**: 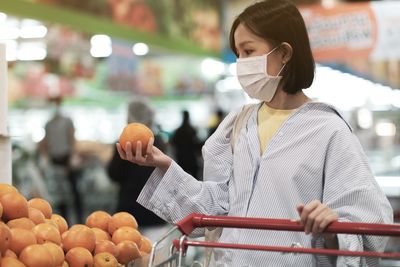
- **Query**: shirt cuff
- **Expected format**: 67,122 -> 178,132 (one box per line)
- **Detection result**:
137,161 -> 185,223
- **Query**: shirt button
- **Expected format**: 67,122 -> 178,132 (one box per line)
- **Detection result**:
278,132 -> 284,136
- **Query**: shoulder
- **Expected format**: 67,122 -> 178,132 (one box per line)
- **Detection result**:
300,102 -> 353,133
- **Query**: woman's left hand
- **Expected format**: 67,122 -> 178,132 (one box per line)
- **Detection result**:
296,200 -> 338,236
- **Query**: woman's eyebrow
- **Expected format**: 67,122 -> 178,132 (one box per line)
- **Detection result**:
237,40 -> 254,47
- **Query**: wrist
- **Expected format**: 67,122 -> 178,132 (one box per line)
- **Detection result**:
159,157 -> 172,173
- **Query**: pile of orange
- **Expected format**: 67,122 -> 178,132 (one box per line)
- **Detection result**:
0,183 -> 153,267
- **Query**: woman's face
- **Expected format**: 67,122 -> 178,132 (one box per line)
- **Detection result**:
234,23 -> 283,76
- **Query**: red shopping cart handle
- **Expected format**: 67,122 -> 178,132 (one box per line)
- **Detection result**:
172,239 -> 400,259
176,213 -> 400,236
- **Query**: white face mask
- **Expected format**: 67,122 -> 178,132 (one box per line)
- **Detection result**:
236,46 -> 285,102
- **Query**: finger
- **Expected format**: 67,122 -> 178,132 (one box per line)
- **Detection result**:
310,206 -> 330,236
116,143 -> 126,160
300,200 -> 320,226
318,213 -> 338,233
125,142 -> 133,161
296,204 -> 304,217
135,141 -> 143,160
294,204 -> 304,223
146,137 -> 154,156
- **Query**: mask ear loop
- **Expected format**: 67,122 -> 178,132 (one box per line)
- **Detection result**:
265,45 -> 280,56
276,63 -> 286,77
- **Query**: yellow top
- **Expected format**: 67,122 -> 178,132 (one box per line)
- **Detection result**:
257,104 -> 296,155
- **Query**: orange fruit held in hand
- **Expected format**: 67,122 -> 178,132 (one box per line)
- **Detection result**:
119,123 -> 154,155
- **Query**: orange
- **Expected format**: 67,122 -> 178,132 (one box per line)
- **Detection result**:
1,256 -> 26,267
9,228 -> 37,255
116,240 -> 141,265
139,236 -> 152,254
42,242 -> 65,266
94,240 -> 118,258
0,184 -> 18,198
7,218 -> 35,230
68,224 -> 87,232
50,214 -> 68,234
0,201 -> 3,218
45,218 -> 61,231
119,123 -> 154,155
111,226 -> 142,247
65,247 -> 93,267
32,223 -> 61,245
0,222 -> 12,253
19,244 -> 55,267
93,252 -> 118,267
0,192 -> 29,221
62,227 -> 96,253
107,212 -> 138,235
28,207 -> 46,225
85,211 -> 111,232
28,198 -> 52,219
92,227 -> 111,243
4,249 -> 18,258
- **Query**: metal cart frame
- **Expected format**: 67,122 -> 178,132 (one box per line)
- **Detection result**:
147,213 -> 400,267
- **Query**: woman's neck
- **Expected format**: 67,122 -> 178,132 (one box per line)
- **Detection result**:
265,89 -> 310,110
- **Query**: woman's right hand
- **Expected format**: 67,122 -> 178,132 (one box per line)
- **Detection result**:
116,137 -> 172,173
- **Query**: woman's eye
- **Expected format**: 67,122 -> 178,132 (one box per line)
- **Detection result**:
244,50 -> 253,56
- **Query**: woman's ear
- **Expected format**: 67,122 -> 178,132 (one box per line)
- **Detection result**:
280,42 -> 293,64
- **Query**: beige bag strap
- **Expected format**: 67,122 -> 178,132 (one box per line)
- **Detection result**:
203,103 -> 258,267
230,103 -> 258,151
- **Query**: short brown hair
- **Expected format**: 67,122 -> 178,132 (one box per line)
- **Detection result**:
229,0 -> 315,93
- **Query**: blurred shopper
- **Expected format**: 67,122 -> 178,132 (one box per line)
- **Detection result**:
170,110 -> 202,179
107,99 -> 167,239
40,96 -> 83,224
116,1 -> 393,266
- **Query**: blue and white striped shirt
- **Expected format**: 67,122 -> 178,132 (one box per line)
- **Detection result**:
138,102 -> 393,267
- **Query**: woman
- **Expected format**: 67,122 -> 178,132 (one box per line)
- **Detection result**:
117,1 -> 393,266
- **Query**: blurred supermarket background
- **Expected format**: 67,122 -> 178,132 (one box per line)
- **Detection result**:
1,0 -> 400,251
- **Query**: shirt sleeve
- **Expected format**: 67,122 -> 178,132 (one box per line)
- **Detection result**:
314,127 -> 393,267
136,111 -> 239,225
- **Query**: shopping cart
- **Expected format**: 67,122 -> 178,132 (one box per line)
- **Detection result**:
146,213 -> 400,267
